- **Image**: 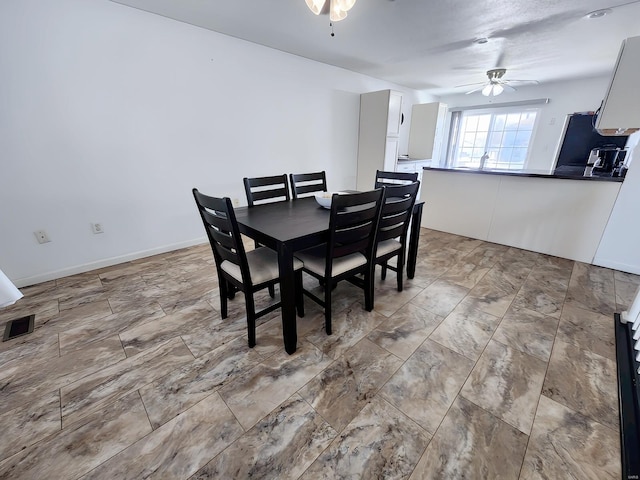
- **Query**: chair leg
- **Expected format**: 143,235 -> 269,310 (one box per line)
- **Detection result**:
364,270 -> 375,311
227,280 -> 236,300
245,294 -> 257,348
380,261 -> 388,280
324,279 -> 332,335
295,271 -> 305,318
268,284 -> 275,298
396,253 -> 405,292
219,280 -> 229,319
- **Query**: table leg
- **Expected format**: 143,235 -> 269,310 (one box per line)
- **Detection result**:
407,203 -> 424,279
278,243 -> 297,354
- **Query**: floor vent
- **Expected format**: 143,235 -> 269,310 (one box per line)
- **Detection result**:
2,314 -> 35,341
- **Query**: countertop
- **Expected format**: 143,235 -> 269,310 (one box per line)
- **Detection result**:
422,165 -> 625,182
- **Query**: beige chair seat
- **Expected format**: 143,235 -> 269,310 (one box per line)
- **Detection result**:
376,239 -> 402,258
222,247 -> 303,285
295,246 -> 366,277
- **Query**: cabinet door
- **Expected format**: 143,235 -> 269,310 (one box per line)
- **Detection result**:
387,91 -> 403,137
408,102 -> 447,160
384,138 -> 399,171
596,35 -> 640,135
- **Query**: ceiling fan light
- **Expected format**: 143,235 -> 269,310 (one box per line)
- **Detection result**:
305,0 -> 326,15
330,0 -> 348,21
493,84 -> 504,96
482,84 -> 493,96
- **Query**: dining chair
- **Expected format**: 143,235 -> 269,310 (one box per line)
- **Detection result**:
295,189 -> 384,335
374,170 -> 419,188
289,171 -> 328,200
375,181 -> 420,296
243,174 -> 291,207
192,188 -> 304,348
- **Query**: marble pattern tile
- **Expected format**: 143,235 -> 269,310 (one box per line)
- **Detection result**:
557,303 -> 616,361
305,302 -> 387,360
380,339 -> 474,434
367,302 -> 442,360
520,395 -> 620,479
298,338 -> 403,431
0,391 -> 152,479
80,393 -> 243,480
565,262 -> 616,315
218,340 -> 332,430
0,390 -> 61,461
1,228 -> 631,478
460,280 -> 516,317
0,336 -> 126,416
409,396 -> 529,480
119,300 -> 219,357
614,278 -> 640,312
139,336 -> 262,429
192,394 -> 337,480
300,396 -> 431,480
409,279 -> 469,317
429,303 -> 501,361
492,306 -> 559,361
542,339 -> 618,431
58,302 -> 166,355
60,337 -> 194,426
460,340 -> 547,434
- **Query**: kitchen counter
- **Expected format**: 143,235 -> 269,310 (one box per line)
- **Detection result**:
423,165 -> 624,182
420,168 -> 623,263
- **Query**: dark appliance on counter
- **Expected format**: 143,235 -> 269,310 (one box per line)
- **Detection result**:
590,146 -> 628,177
553,113 -> 629,177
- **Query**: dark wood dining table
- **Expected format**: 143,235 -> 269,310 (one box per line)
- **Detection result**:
234,196 -> 424,354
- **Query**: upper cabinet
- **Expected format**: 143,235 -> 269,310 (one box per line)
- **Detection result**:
595,35 -> 640,136
408,102 -> 448,161
356,90 -> 404,190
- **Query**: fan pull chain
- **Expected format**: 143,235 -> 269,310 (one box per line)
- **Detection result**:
330,21 -> 335,37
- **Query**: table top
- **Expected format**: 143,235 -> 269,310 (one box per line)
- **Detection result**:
234,197 -> 331,248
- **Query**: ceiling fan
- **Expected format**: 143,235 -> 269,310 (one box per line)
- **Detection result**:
458,68 -> 539,96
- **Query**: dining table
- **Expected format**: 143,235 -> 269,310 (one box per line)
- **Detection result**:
234,195 -> 424,354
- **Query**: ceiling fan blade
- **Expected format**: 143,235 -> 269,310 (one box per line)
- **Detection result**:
500,83 -> 517,92
465,85 -> 488,95
455,81 -> 486,88
505,79 -> 540,84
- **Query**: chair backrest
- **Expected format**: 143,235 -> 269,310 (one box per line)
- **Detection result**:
377,181 -> 420,244
289,171 -> 328,200
192,188 -> 251,284
243,174 -> 291,207
326,189 -> 384,275
374,170 -> 419,188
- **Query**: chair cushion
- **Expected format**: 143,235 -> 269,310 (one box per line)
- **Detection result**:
376,239 -> 402,258
221,247 -> 303,285
295,246 -> 367,277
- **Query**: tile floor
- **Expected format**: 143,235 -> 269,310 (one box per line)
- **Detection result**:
0,229 -> 637,479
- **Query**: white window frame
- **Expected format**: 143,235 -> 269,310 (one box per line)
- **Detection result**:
446,104 -> 542,171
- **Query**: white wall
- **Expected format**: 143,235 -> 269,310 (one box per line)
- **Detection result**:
0,0 -> 422,286
594,132 -> 640,275
437,76 -> 612,171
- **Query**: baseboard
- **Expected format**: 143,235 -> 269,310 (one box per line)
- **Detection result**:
592,257 -> 640,276
13,237 -> 208,288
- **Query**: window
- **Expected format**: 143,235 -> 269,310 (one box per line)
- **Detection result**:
447,107 -> 539,170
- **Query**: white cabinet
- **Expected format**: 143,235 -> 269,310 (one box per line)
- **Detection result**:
408,102 -> 448,161
596,35 -> 640,136
356,90 -> 403,191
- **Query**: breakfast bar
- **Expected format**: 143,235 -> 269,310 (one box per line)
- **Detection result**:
419,166 -> 623,263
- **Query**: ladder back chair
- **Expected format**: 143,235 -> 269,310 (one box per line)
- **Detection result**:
374,170 -> 419,188
192,188 -> 304,347
289,171 -> 328,200
295,189 -> 384,335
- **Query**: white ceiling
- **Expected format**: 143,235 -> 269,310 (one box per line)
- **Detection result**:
110,0 -> 640,95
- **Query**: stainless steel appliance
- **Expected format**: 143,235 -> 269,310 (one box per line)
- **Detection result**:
590,146 -> 627,176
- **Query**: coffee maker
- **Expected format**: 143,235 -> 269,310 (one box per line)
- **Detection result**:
590,146 -> 627,176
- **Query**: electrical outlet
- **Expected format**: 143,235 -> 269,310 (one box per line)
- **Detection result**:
91,223 -> 104,234
232,198 -> 240,207
34,230 -> 51,244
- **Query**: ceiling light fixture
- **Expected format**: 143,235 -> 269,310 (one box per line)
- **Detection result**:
482,83 -> 504,96
305,0 -> 357,22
